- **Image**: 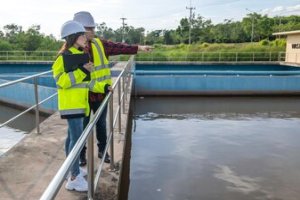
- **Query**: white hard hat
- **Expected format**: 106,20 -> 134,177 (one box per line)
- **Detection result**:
73,11 -> 96,28
60,20 -> 86,39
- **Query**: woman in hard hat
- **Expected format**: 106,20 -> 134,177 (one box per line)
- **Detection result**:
52,20 -> 93,192
73,11 -> 153,167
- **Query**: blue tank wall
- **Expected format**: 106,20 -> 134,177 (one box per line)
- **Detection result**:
0,63 -> 56,111
134,63 -> 300,95
0,62 -> 119,111
0,79 -> 57,111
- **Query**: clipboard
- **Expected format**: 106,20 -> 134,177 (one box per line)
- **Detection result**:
62,53 -> 90,72
62,53 -> 91,81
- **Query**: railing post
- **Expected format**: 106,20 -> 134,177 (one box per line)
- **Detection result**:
25,51 -> 27,61
253,52 -> 255,62
87,125 -> 95,199
236,52 -> 238,62
124,70 -> 128,102
6,51 -> 8,60
219,52 -> 221,62
202,52 -> 204,61
269,52 -> 272,61
34,77 -> 40,134
118,81 -> 122,134
109,95 -> 115,170
122,75 -> 125,113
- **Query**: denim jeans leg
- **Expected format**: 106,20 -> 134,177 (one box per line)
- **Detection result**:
66,117 -> 83,177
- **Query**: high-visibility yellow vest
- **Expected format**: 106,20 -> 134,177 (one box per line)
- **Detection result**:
52,47 -> 90,118
88,38 -> 112,93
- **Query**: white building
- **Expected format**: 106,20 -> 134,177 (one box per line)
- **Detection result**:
273,30 -> 300,64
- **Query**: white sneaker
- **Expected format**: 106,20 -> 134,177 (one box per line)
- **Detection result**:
65,175 -> 88,192
65,167 -> 87,180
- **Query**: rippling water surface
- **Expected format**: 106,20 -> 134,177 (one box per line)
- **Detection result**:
128,97 -> 300,200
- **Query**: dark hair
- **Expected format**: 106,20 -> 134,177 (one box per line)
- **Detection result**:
58,32 -> 84,55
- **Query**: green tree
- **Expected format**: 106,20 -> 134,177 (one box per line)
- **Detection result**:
176,18 -> 190,44
126,27 -> 145,44
3,24 -> 23,45
96,22 -> 115,41
22,25 -> 43,51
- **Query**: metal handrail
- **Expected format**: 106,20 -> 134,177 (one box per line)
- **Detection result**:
0,70 -> 57,133
40,56 -> 134,200
0,50 -> 287,62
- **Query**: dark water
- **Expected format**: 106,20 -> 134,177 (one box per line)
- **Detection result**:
128,97 -> 300,200
0,103 -> 48,132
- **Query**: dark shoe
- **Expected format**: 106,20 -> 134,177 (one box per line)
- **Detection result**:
79,155 -> 87,167
98,152 -> 111,163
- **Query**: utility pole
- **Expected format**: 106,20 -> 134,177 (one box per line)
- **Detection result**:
120,17 -> 127,43
186,1 -> 195,45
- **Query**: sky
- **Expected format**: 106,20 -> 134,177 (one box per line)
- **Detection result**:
0,0 -> 300,39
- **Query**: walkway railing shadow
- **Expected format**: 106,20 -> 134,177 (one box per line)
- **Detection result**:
40,55 -> 134,199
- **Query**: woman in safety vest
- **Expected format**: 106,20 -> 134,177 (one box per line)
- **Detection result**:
52,20 -> 93,192
73,11 -> 153,166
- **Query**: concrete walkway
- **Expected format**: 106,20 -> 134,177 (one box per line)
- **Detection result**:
0,127 -> 25,156
0,66 -> 132,200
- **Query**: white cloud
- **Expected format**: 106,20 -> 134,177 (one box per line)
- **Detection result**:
262,4 -> 300,16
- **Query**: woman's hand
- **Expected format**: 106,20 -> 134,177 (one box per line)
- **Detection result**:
83,62 -> 94,72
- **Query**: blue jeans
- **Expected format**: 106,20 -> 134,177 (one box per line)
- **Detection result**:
80,101 -> 107,158
65,117 -> 83,177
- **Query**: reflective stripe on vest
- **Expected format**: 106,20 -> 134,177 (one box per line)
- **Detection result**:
92,39 -> 105,64
56,83 -> 88,89
91,39 -> 109,69
55,71 -> 76,86
60,108 -> 86,115
88,75 -> 111,90
55,69 -> 88,89
94,65 -> 109,71
55,72 -> 63,82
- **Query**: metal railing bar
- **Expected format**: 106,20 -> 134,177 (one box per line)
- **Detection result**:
120,93 -> 125,103
0,51 -> 290,62
93,125 -> 113,190
0,104 -> 36,128
0,70 -> 52,88
38,93 -> 58,105
0,93 -> 57,128
41,56 -> 134,200
34,78 -> 40,134
113,107 -> 120,128
40,91 -> 110,199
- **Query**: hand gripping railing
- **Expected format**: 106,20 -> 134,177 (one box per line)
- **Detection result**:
0,70 -> 57,134
40,56 -> 134,200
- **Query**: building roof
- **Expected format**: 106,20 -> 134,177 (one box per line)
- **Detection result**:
273,30 -> 300,36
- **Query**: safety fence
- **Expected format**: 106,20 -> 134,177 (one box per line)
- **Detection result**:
40,56 -> 134,199
0,50 -> 287,62
0,70 -> 57,134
